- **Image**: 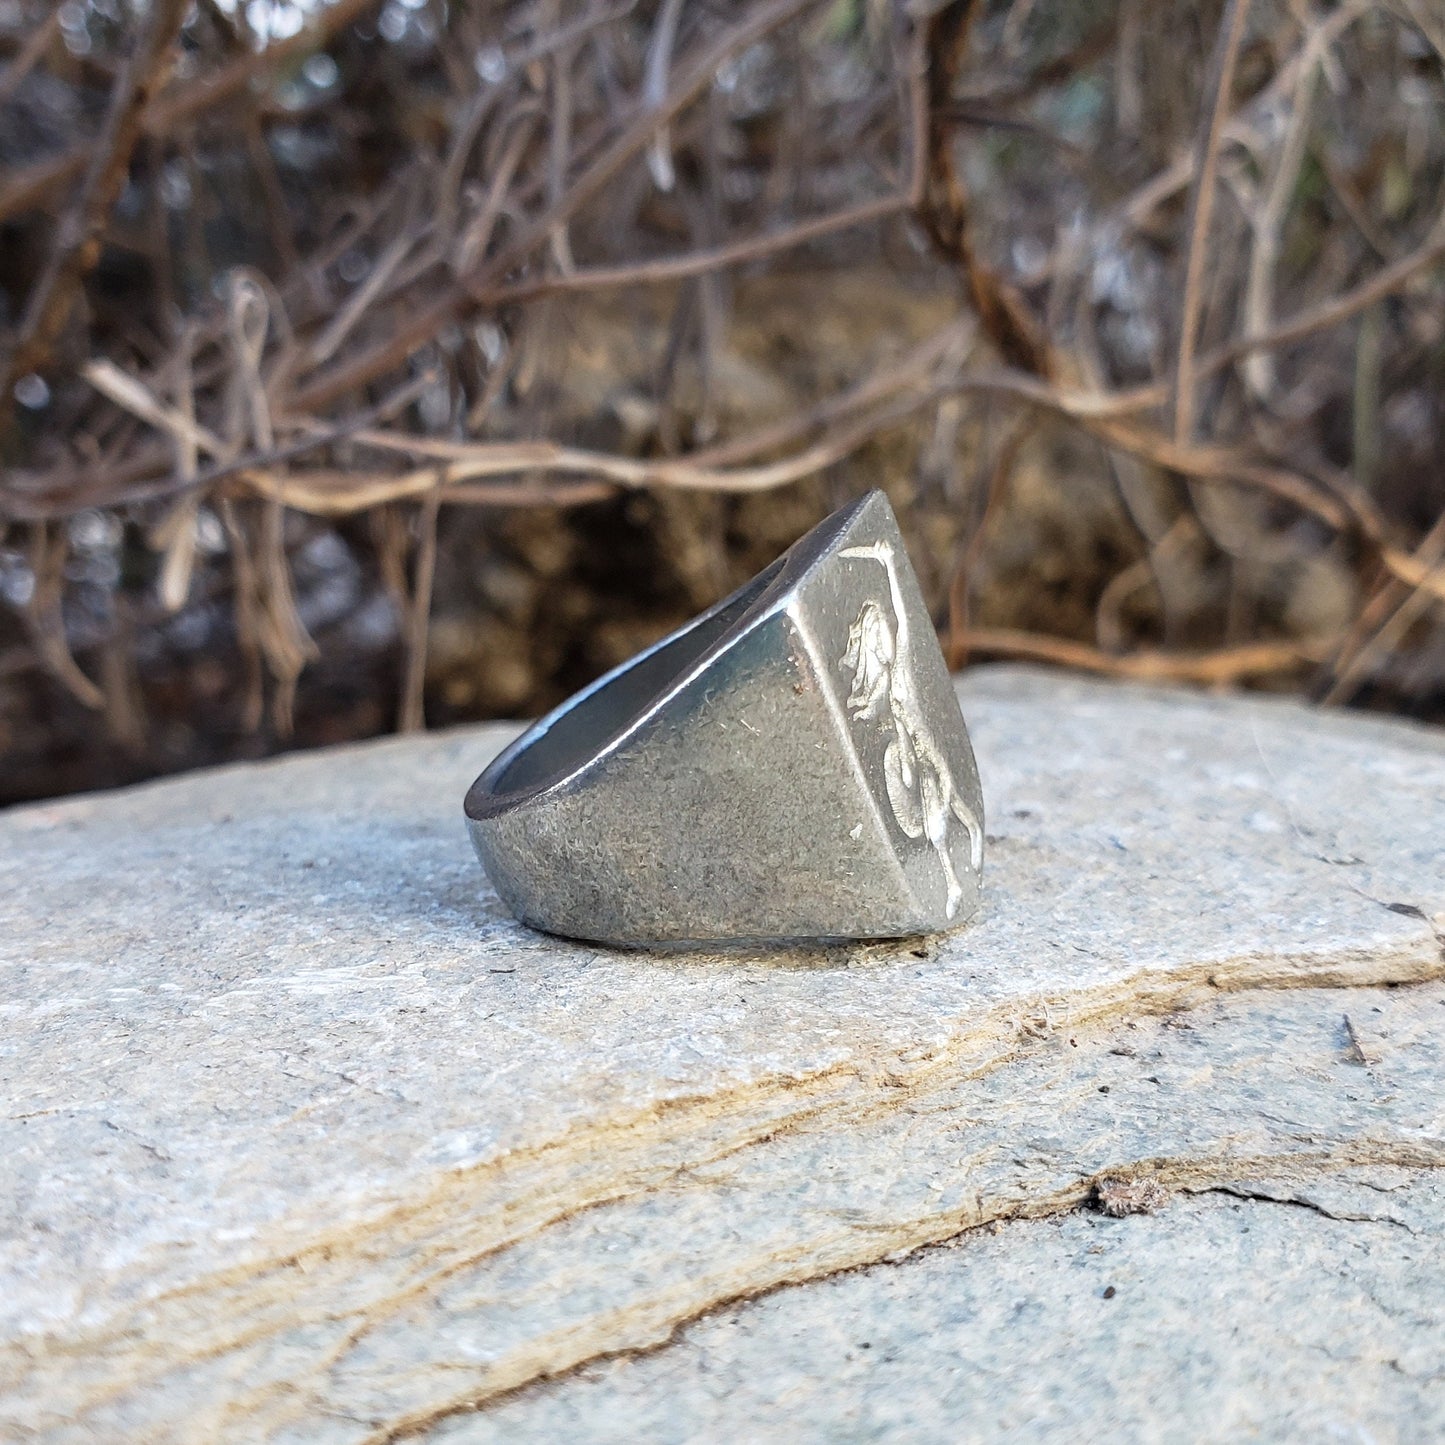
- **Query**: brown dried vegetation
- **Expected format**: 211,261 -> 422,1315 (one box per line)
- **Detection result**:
0,0 -> 1442,801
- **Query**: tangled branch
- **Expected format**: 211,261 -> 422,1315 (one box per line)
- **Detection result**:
0,0 -> 1442,781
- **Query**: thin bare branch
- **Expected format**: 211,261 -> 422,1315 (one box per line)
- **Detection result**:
1173,0 -> 1253,443
0,0 -> 382,225
955,627 -> 1336,683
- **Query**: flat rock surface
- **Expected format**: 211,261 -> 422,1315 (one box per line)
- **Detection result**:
1,667 -> 1442,1441
442,1154 -> 1445,1445
437,975 -> 1445,1443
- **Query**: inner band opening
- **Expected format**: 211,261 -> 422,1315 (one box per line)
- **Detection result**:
481,551 -> 787,804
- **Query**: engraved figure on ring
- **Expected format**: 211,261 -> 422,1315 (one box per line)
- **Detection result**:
840,541 -> 984,918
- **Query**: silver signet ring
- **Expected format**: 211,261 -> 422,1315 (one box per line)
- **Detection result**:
464,490 -> 985,944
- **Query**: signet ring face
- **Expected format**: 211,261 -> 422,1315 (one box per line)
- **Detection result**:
464,490 -> 985,945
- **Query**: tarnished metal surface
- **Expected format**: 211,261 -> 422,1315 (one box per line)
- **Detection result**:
464,490 -> 985,943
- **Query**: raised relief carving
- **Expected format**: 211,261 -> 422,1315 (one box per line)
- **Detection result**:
840,541 -> 984,918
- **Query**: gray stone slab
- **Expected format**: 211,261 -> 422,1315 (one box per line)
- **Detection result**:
437,1161 -> 1445,1445
416,976 -> 1445,1442
1,668 -> 1442,1440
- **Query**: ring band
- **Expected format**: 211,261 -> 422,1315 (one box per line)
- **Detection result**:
464,490 -> 985,944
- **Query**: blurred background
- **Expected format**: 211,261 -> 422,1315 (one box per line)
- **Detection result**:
1,0 -> 1442,806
